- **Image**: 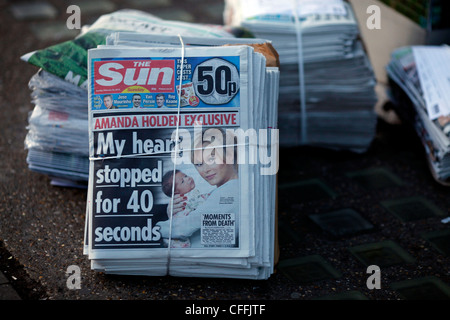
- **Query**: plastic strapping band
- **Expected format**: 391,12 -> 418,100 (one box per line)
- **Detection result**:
292,0 -> 307,144
166,34 -> 186,276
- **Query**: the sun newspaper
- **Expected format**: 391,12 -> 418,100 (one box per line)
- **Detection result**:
84,43 -> 279,279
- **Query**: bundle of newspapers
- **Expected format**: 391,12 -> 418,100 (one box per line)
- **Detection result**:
24,69 -> 90,187
224,0 -> 378,152
387,46 -> 450,185
82,36 -> 280,279
21,9 -> 241,187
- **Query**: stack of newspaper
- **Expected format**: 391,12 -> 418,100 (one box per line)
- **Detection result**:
21,9 -> 238,186
224,0 -> 378,152
83,37 -> 279,279
24,69 -> 90,187
387,46 -> 450,185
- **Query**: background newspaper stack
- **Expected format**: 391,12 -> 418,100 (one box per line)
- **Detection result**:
25,69 -> 89,187
387,46 -> 450,185
83,38 -> 279,279
224,0 -> 378,152
22,10 -> 238,187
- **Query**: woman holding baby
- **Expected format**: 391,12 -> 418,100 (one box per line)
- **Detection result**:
157,127 -> 239,248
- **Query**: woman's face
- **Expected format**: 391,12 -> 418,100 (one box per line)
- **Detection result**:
194,147 -> 237,187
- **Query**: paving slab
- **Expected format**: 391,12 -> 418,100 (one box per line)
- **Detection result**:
381,196 -> 447,222
277,255 -> 342,283
346,167 -> 404,190
348,240 -> 415,268
278,178 -> 338,203
309,208 -> 374,237
391,276 -> 450,300
421,229 -> 450,256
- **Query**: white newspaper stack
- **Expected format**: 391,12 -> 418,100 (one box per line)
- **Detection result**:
22,10 -> 236,187
24,70 -> 90,187
387,46 -> 450,185
83,40 -> 279,279
224,0 -> 378,152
